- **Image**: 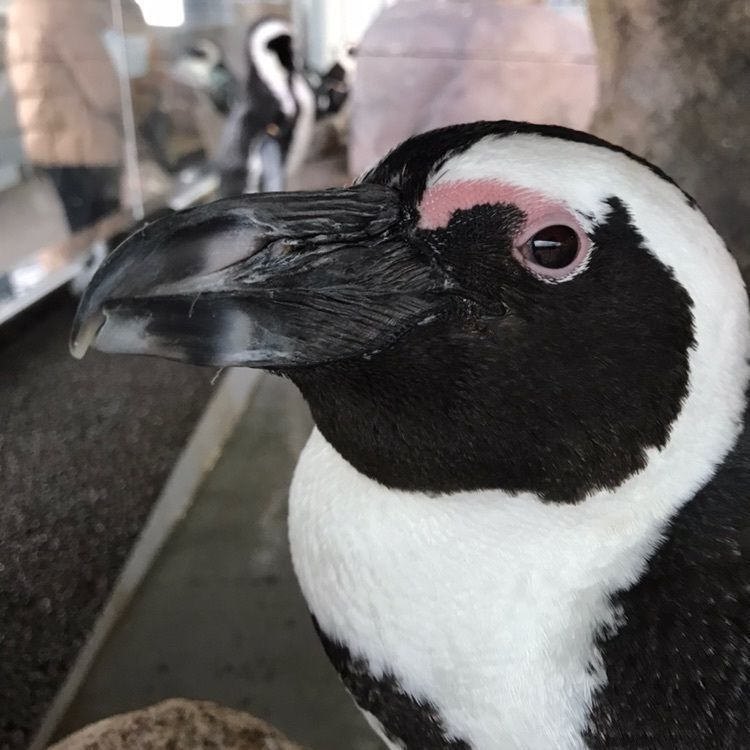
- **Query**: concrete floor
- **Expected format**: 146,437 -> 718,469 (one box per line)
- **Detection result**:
0,175 -> 69,273
55,374 -> 381,750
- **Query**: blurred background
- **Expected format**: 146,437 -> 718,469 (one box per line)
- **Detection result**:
0,0 -> 747,748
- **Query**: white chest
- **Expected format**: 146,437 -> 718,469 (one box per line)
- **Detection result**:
284,74 -> 315,177
288,430 -> 674,750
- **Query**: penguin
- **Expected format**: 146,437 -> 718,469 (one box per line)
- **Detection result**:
215,17 -> 315,196
172,39 -> 238,116
71,121 -> 750,749
309,50 -> 354,120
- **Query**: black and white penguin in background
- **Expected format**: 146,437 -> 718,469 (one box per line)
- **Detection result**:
308,46 -> 354,120
171,39 -> 238,116
72,121 -> 750,749
215,17 -> 315,196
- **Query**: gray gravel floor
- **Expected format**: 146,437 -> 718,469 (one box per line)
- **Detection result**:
0,295 -> 214,750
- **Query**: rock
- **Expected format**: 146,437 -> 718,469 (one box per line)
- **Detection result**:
48,699 -> 307,750
589,0 -> 750,275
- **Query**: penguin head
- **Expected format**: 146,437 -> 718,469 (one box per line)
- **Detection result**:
186,39 -> 223,70
71,122 -> 749,503
247,17 -> 296,75
173,39 -> 223,89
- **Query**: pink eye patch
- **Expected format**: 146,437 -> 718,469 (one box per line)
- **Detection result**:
418,179 -> 591,280
419,179 -> 561,231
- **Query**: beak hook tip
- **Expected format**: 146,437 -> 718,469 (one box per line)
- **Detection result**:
69,311 -> 105,360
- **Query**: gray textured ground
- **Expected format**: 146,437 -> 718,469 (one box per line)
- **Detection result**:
0,295 -> 214,750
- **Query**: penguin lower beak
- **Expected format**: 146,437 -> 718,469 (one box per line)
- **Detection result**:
70,184 -> 443,368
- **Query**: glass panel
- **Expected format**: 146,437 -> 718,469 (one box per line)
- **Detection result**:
1,0 -> 406,324
0,0 -> 304,323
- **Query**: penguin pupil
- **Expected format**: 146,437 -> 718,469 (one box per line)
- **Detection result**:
529,225 -> 579,268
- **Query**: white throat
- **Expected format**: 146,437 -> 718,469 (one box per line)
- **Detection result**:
289,135 -> 750,749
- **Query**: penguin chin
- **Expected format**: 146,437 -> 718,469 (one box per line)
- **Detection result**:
70,185 -> 449,369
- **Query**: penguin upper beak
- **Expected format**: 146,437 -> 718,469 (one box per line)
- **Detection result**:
70,184 -> 445,368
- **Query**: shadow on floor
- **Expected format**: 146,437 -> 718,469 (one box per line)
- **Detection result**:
55,374 -> 381,750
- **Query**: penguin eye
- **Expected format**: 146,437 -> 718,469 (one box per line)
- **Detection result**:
515,223 -> 588,280
524,226 -> 578,268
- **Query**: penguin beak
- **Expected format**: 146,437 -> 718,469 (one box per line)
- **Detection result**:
70,184 -> 444,368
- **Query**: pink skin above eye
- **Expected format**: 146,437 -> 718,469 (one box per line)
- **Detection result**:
418,179 -> 591,279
